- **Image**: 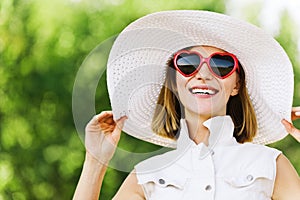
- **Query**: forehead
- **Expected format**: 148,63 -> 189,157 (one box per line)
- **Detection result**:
189,46 -> 226,56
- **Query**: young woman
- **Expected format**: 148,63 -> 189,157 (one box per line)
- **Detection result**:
73,10 -> 300,199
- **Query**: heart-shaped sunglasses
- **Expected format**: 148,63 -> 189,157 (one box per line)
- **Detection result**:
173,50 -> 240,79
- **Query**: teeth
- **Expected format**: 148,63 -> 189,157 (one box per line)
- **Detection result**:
191,88 -> 216,95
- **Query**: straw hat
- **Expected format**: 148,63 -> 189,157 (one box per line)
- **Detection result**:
107,10 -> 294,147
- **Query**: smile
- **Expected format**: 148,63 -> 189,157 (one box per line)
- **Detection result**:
189,87 -> 219,95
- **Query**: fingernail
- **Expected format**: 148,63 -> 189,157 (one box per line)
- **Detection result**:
295,112 -> 300,116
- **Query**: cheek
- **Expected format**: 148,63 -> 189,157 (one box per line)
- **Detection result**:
176,73 -> 188,105
175,73 -> 187,98
222,74 -> 239,97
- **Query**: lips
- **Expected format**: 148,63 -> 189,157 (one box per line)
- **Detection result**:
189,86 -> 219,96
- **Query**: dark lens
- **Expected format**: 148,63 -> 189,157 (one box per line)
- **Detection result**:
210,55 -> 235,77
176,53 -> 200,75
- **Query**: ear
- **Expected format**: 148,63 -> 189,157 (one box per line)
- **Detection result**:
230,78 -> 240,96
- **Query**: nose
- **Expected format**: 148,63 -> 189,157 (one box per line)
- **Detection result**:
194,63 -> 213,80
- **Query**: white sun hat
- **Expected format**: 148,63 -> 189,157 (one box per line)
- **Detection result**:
107,10 -> 294,147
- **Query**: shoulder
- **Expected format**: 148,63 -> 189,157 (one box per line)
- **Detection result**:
272,154 -> 300,200
134,149 -> 180,174
236,142 -> 281,158
113,170 -> 145,200
222,142 -> 282,164
241,142 -> 280,151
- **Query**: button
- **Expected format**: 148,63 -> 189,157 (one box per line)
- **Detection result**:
205,185 -> 212,191
211,150 -> 215,156
158,178 -> 165,184
246,175 -> 254,181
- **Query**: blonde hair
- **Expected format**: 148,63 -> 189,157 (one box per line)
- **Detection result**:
152,54 -> 257,143
152,61 -> 181,138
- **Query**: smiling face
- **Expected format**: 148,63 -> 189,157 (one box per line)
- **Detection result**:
176,46 -> 240,120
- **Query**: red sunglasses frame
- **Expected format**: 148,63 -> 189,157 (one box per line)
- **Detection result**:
173,50 -> 240,79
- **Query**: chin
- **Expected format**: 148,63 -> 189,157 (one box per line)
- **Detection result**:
184,104 -> 225,118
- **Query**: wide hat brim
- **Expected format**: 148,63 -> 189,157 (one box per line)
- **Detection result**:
107,10 -> 294,148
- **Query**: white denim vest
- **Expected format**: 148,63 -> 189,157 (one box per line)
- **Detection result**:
134,116 -> 281,200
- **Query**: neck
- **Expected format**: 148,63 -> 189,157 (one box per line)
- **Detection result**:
184,111 -> 211,145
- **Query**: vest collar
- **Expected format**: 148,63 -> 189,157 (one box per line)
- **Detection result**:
176,116 -> 238,154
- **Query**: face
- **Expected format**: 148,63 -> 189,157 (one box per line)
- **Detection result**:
175,46 -> 240,120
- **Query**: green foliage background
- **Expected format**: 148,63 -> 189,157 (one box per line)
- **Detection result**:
0,0 -> 299,199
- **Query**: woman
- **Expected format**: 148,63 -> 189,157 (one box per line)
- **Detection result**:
73,10 -> 300,199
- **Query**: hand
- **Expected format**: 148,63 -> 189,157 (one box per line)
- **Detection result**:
281,107 -> 300,142
282,119 -> 300,142
84,111 -> 127,164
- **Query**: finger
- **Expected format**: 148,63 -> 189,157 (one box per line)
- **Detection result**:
282,119 -> 300,142
87,111 -> 112,126
291,111 -> 300,121
111,116 -> 128,142
116,116 -> 128,130
281,119 -> 293,132
292,107 -> 300,112
85,112 -> 114,134
97,111 -> 113,123
100,124 -> 115,133
99,115 -> 116,133
292,107 -> 300,118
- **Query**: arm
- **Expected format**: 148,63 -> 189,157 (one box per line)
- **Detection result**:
72,153 -> 108,200
272,154 -> 300,200
73,157 -> 145,200
73,111 -> 133,200
274,107 -> 300,199
113,170 -> 145,200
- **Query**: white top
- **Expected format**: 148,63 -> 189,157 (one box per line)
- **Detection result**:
134,116 -> 281,200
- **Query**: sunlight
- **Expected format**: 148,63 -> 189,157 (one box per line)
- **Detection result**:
226,0 -> 300,36
226,0 -> 300,67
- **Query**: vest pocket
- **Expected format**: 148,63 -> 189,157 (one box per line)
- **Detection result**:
224,167 -> 273,188
150,175 -> 187,190
137,166 -> 189,199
